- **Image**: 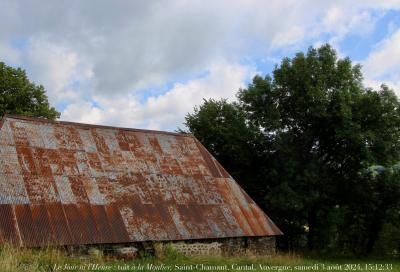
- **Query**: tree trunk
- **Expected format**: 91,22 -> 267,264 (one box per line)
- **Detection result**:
307,206 -> 317,251
365,213 -> 384,256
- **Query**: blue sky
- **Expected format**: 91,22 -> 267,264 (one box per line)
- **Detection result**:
0,1 -> 400,131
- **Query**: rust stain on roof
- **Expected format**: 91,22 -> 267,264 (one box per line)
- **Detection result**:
0,115 -> 282,247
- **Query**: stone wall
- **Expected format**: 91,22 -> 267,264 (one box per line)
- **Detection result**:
65,236 -> 276,259
155,241 -> 222,256
247,237 -> 276,255
155,236 -> 276,257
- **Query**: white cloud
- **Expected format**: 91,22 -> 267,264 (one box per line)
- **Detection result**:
0,44 -> 20,65
1,38 -> 94,106
271,26 -> 305,48
61,61 -> 256,130
1,0 -> 400,129
362,29 -> 400,96
1,1 -> 397,96
317,6 -> 384,49
61,101 -> 104,124
363,29 -> 400,78
23,40 -> 78,96
364,78 -> 400,94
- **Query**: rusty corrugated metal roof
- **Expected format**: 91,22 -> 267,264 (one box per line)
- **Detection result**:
0,115 -> 282,247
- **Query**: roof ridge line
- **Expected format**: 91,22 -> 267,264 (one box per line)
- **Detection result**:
3,114 -> 194,138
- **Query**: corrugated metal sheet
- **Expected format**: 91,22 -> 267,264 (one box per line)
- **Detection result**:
0,115 -> 282,247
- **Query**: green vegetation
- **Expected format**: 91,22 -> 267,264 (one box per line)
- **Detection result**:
0,245 -> 398,272
0,61 -> 60,119
184,44 -> 400,255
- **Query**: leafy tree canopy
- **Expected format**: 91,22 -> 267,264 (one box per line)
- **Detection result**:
0,61 -> 60,119
184,45 -> 400,255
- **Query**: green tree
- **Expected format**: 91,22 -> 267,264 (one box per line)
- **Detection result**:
184,99 -> 262,191
341,164 -> 400,255
184,45 -> 400,254
0,62 -> 60,119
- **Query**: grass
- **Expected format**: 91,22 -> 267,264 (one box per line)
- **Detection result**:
0,244 -> 398,272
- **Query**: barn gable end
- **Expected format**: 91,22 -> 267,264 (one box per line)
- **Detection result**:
0,115 -> 282,249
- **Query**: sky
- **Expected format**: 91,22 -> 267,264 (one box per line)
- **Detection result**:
1,0 -> 400,131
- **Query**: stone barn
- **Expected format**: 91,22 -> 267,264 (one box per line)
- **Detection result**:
0,115 -> 282,256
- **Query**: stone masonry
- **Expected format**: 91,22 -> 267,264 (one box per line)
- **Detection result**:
155,237 -> 276,257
